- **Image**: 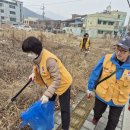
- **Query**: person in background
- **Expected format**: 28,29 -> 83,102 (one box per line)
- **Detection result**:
80,33 -> 90,52
86,35 -> 130,130
22,36 -> 72,130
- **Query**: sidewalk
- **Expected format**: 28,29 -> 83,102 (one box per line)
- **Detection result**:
53,91 -> 86,130
81,106 -> 124,130
81,101 -> 130,130
53,91 -> 129,130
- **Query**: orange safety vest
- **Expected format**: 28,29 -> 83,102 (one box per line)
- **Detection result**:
80,36 -> 90,49
33,49 -> 72,95
96,54 -> 130,105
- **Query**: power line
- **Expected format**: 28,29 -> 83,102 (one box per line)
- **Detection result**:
45,0 -> 81,5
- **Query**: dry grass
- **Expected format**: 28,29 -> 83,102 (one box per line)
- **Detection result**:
0,29 -> 116,130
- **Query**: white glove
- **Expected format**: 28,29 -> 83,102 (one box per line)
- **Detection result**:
29,73 -> 35,81
41,95 -> 49,104
87,90 -> 92,99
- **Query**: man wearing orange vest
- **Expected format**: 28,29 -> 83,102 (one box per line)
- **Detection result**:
22,36 -> 72,130
87,35 -> 130,130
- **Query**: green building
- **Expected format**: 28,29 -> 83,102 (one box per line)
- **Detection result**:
83,6 -> 127,38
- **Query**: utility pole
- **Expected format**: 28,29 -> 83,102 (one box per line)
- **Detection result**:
41,4 -> 45,31
127,0 -> 130,8
0,6 -> 1,27
126,17 -> 130,35
126,0 -> 130,35
41,4 -> 45,20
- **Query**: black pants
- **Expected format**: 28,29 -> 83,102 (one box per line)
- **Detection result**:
93,97 -> 124,130
50,87 -> 70,130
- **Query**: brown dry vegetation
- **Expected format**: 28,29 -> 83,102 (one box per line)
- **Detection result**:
0,29 -> 116,130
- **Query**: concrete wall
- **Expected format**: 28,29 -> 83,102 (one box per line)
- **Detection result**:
62,27 -> 82,36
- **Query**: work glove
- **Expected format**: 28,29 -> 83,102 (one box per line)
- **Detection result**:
128,104 -> 130,111
41,95 -> 49,104
29,73 -> 35,81
87,90 -> 92,99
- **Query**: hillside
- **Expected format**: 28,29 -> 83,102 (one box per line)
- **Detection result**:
23,7 -> 49,20
23,7 -> 67,20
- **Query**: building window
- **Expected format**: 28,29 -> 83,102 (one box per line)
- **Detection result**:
98,30 -> 103,34
1,16 -> 5,19
10,11 -> 16,15
98,20 -> 102,24
103,21 -> 107,25
114,31 -> 117,35
108,22 -> 114,25
10,17 -> 16,22
0,3 -> 3,6
1,9 -> 4,13
118,15 -> 120,19
9,5 -> 15,9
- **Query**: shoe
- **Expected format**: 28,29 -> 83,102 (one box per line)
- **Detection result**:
92,117 -> 99,125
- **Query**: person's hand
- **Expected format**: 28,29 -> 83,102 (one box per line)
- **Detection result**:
87,90 -> 92,99
29,73 -> 35,81
128,105 -> 130,111
41,95 -> 49,104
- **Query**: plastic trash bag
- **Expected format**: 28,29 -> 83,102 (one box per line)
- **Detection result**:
20,100 -> 54,130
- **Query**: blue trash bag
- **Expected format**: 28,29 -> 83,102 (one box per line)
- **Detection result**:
20,100 -> 54,130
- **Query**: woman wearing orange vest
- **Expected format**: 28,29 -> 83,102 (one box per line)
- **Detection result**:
87,35 -> 130,130
80,33 -> 90,51
22,36 -> 72,130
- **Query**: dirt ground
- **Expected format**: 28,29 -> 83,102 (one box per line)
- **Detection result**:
0,30 -> 116,130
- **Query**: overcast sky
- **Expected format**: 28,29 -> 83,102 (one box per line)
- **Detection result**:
21,0 -> 130,25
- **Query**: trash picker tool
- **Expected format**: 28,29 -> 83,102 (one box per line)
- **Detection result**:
11,79 -> 32,102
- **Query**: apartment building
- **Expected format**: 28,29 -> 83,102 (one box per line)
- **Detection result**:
0,0 -> 23,24
83,6 -> 127,38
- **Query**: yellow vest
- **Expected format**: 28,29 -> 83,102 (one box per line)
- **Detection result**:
96,54 -> 130,105
80,36 -> 90,49
34,49 -> 72,95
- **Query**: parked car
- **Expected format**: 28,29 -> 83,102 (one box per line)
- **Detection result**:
11,23 -> 21,29
17,25 -> 32,31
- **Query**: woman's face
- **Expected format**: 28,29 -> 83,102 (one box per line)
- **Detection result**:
115,45 -> 130,62
27,52 -> 37,59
